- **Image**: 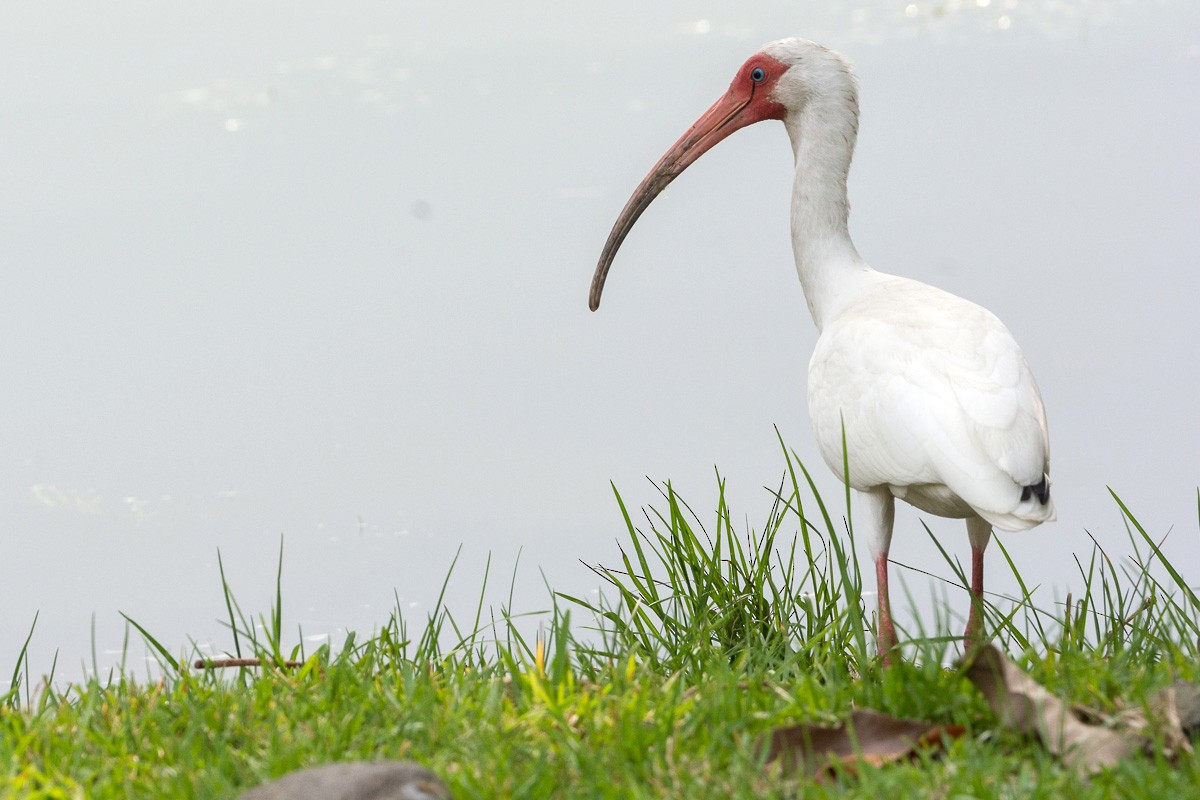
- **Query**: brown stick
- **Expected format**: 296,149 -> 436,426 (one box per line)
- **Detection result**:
193,657 -> 304,670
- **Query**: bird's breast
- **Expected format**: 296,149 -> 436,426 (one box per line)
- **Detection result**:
889,483 -> 974,518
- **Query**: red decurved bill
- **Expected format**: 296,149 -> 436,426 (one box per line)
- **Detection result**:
588,56 -> 786,311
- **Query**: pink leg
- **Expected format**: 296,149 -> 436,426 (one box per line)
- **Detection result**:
963,545 -> 985,645
964,517 -> 992,647
875,553 -> 898,665
862,488 -> 897,666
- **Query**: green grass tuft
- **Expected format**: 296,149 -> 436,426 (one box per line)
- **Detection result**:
1,448 -> 1197,798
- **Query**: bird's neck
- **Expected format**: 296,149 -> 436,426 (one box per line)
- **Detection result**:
783,95 -> 870,331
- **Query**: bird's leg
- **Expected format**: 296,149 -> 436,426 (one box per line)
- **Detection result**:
874,552 -> 898,664
963,516 -> 993,649
861,488 -> 897,665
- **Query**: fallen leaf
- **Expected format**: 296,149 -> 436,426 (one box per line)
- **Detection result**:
1139,681 -> 1198,761
763,708 -> 964,780
963,645 -> 1140,773
1165,680 -> 1200,736
963,644 -> 1195,774
237,761 -> 452,800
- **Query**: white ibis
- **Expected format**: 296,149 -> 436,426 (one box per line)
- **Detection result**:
589,39 -> 1054,662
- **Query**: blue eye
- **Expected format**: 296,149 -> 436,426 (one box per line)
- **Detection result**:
750,67 -> 765,82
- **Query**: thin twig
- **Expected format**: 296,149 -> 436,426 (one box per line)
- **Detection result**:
193,657 -> 303,670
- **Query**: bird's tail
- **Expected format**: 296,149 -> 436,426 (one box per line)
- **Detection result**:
977,476 -> 1056,532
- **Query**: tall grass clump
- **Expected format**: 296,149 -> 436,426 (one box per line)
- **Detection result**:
561,440 -> 879,680
561,441 -> 1200,700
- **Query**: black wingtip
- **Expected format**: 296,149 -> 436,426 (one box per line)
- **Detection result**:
1020,476 -> 1051,505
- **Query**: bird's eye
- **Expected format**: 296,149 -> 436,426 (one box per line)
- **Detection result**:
750,67 -> 766,82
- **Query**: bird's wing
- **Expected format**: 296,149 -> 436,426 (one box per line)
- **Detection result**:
807,277 -> 1051,528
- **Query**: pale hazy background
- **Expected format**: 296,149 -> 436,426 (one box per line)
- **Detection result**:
2,1 -> 1198,685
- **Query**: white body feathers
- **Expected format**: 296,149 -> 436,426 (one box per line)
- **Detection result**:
808,274 -> 1053,532
764,38 -> 1054,557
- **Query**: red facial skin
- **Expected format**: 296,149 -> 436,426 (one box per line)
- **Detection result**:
589,54 -> 788,311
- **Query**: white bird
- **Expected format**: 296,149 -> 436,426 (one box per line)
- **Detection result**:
589,38 -> 1054,663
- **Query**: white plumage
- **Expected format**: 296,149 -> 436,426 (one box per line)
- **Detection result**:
809,276 -> 1051,530
590,38 -> 1054,661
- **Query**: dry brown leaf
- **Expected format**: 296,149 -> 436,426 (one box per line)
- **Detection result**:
1164,680 -> 1200,736
238,761 -> 451,800
763,708 -> 965,780
963,644 -> 1139,773
1139,681 -> 1198,761
963,644 -> 1196,775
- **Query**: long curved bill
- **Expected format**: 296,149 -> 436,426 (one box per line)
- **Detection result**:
588,76 -> 781,311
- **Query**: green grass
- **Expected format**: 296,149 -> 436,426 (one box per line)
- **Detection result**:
1,446 -> 1198,798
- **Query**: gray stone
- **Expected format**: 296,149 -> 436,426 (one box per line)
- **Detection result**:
238,761 -> 451,800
